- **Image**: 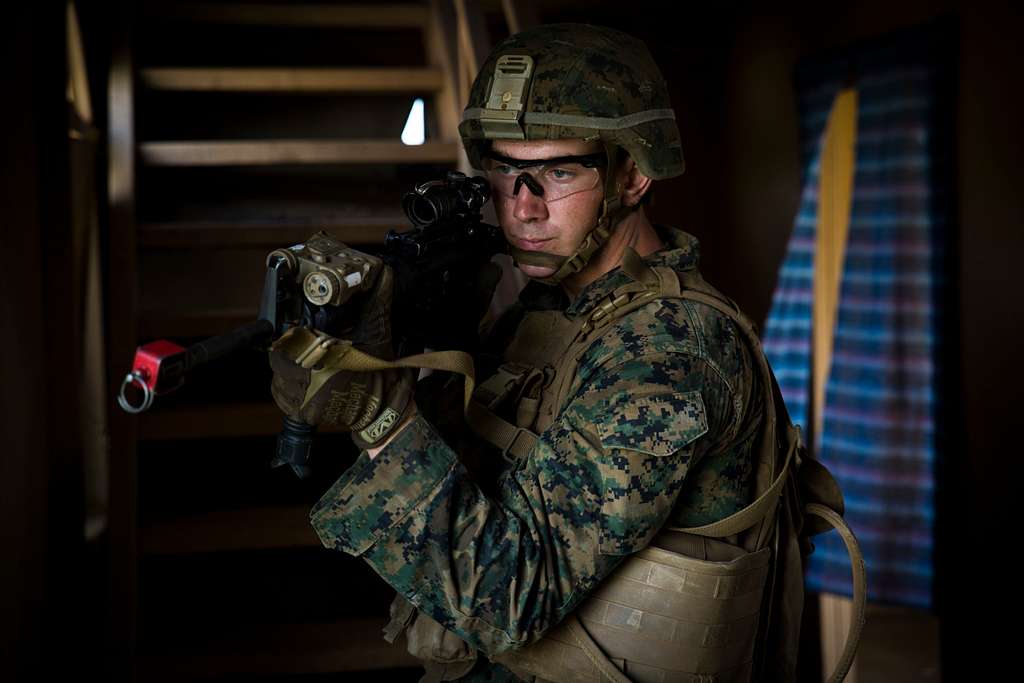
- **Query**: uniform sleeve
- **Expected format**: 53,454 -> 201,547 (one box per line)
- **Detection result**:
309,350 -> 736,655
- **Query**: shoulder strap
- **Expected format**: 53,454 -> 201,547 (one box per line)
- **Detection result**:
664,424 -> 796,539
660,270 -> 785,547
672,270 -> 866,683
806,503 -> 867,683
466,399 -> 539,463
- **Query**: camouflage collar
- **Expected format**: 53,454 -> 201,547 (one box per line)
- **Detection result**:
518,226 -> 701,315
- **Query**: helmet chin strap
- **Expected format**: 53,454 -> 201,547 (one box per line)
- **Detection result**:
510,144 -> 633,286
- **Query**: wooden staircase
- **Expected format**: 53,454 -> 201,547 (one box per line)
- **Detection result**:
104,2 -> 536,680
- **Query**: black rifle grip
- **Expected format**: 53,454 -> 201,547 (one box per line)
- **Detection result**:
272,417 -> 316,479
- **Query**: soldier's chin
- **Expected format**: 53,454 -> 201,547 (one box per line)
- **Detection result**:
517,263 -> 558,279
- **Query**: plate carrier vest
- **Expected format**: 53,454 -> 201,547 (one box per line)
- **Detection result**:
462,249 -> 866,683
327,249 -> 867,683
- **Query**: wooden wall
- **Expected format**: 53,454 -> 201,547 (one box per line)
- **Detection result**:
1,4 -> 85,680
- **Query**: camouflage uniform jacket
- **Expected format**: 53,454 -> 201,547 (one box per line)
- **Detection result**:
309,226 -> 762,672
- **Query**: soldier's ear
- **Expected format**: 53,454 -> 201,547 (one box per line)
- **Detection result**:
616,156 -> 653,207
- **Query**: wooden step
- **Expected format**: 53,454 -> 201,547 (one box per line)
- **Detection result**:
137,617 -> 419,680
153,3 -> 431,28
141,402 -> 276,441
138,218 -> 404,249
141,504 -> 320,554
140,139 -> 460,166
140,67 -> 444,93
137,402 -> 356,441
139,307 -> 256,340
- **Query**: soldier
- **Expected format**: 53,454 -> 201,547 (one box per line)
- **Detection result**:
271,24 -> 777,683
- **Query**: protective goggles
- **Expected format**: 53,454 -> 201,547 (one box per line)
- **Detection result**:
482,152 -> 606,203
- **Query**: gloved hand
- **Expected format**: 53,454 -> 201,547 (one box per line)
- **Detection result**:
269,328 -> 416,449
269,264 -> 416,450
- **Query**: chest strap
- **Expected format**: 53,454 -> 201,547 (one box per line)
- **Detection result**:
466,400 -> 539,464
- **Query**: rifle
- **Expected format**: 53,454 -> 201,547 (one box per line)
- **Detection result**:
117,171 -> 505,477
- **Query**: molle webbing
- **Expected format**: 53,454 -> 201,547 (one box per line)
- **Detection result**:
466,400 -> 540,463
498,543 -> 772,683
495,538 -> 775,683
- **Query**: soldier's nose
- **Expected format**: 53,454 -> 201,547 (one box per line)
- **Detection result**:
512,176 -> 548,223
514,173 -> 545,198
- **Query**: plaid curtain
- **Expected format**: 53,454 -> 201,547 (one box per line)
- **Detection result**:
763,30 -> 950,609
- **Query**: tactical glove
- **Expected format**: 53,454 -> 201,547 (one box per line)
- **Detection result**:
269,327 -> 416,449
270,263 -> 416,450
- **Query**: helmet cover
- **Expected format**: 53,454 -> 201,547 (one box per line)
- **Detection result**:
460,23 -> 684,180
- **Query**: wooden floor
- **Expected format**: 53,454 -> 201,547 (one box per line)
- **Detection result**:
858,604 -> 941,682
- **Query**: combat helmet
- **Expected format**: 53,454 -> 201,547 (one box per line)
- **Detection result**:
460,23 -> 685,284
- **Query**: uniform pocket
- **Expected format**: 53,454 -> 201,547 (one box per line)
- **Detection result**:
595,390 -> 709,456
594,391 -> 709,555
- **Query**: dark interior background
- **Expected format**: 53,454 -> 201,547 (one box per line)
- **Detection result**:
3,0 -> 1020,680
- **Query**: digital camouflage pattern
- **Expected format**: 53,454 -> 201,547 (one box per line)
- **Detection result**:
459,23 -> 685,181
309,228 -> 762,680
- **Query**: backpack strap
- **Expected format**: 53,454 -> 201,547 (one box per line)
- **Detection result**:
664,270 -> 784,550
663,423 -> 797,539
672,269 -> 866,683
806,503 -> 868,683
